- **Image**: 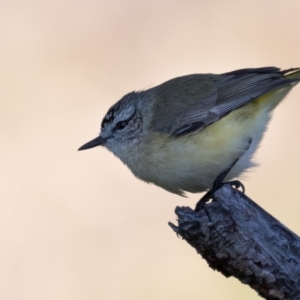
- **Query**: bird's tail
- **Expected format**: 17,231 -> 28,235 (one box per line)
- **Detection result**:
254,68 -> 300,112
283,68 -> 300,81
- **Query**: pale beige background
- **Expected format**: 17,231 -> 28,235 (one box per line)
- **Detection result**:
1,1 -> 300,299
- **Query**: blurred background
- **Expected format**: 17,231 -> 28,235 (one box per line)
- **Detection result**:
1,0 -> 300,299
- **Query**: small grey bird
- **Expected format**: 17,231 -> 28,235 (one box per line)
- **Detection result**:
79,67 -> 300,197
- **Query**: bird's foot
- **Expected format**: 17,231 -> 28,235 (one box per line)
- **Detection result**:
194,176 -> 245,212
195,138 -> 251,211
221,180 -> 245,194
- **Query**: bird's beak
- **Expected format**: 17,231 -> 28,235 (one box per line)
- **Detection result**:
78,136 -> 106,151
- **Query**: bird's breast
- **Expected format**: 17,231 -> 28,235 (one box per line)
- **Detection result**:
127,101 -> 272,195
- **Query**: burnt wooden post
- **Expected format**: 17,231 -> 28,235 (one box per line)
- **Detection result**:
169,185 -> 300,300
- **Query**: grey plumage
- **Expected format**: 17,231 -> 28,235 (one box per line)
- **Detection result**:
146,67 -> 300,136
79,66 -> 300,195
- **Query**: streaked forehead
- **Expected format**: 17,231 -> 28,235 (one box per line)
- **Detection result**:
101,104 -> 119,128
101,92 -> 138,129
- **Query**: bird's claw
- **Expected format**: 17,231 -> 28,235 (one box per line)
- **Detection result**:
222,180 -> 245,194
195,179 -> 245,212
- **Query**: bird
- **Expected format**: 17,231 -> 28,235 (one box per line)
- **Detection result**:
78,67 -> 300,203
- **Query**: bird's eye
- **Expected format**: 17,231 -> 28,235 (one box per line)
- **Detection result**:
115,120 -> 128,130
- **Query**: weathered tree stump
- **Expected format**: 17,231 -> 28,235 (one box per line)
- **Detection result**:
169,185 -> 300,300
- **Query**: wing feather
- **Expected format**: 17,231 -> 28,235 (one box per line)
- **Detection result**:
149,67 -> 300,136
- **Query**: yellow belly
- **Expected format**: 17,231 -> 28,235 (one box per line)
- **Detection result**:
131,86 -> 294,195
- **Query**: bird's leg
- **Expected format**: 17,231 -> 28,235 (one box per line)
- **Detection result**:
194,165 -> 242,211
211,166 -> 245,194
195,139 -> 251,211
194,164 -> 244,211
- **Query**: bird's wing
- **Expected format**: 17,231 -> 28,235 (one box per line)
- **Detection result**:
149,67 -> 300,136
